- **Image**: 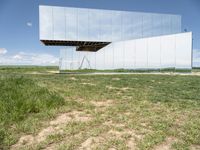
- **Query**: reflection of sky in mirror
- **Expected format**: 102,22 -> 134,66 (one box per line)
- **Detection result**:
60,33 -> 192,70
40,5 -> 181,42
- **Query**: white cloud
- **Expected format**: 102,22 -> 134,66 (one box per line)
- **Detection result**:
27,22 -> 32,27
13,54 -> 23,60
0,51 -> 58,66
0,48 -> 7,55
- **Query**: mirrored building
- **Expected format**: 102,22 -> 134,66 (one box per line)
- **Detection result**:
39,5 -> 192,70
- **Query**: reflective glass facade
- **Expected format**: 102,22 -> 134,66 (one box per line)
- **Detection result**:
39,5 -> 192,70
59,32 -> 192,70
39,5 -> 181,42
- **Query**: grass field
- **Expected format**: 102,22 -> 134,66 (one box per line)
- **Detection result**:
0,66 -> 200,150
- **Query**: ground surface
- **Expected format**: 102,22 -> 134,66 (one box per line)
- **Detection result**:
0,66 -> 200,150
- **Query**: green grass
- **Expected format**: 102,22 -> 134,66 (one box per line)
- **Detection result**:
0,66 -> 58,74
0,66 -> 200,149
0,75 -> 64,149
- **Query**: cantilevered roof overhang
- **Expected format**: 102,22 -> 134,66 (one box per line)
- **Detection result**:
40,40 -> 111,52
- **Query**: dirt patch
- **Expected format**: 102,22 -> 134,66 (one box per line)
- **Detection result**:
69,77 -> 77,81
191,72 -> 200,76
124,112 -> 132,116
45,132 -> 82,150
103,120 -> 125,128
91,100 -> 114,107
127,137 -> 136,150
190,145 -> 200,150
174,112 -> 189,126
78,137 -> 104,150
11,128 -> 60,150
153,137 -> 178,150
106,85 -> 119,90
12,135 -> 34,148
12,111 -> 92,150
26,71 -> 44,75
48,70 -> 59,74
50,111 -> 92,125
107,129 -> 126,138
120,87 -> 132,91
108,129 -> 143,140
116,91 -> 122,95
122,96 -> 133,100
106,86 -> 131,92
81,82 -> 96,86
37,126 -> 63,143
78,127 -> 143,149
112,78 -> 121,81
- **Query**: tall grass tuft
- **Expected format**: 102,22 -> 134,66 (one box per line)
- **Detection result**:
0,75 -> 64,147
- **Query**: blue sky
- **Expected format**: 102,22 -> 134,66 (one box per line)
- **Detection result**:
0,0 -> 200,66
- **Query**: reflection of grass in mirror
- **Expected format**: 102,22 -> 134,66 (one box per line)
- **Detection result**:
60,68 -> 191,73
0,66 -> 200,149
193,67 -> 200,72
